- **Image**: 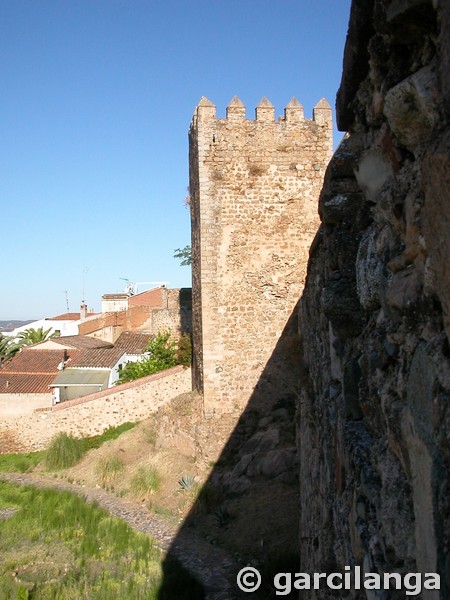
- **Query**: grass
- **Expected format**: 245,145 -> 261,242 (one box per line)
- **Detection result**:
44,432 -> 85,470
130,466 -> 162,497
83,422 -> 136,451
0,423 -> 137,474
0,451 -> 44,473
95,455 -> 125,486
0,481 -> 204,599
145,428 -> 157,446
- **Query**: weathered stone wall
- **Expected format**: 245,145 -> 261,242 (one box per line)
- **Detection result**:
299,0 -> 450,596
190,96 -> 333,415
0,366 -> 191,452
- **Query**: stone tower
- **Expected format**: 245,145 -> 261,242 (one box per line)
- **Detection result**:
189,96 -> 332,415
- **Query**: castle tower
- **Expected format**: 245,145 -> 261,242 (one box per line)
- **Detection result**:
189,96 -> 333,415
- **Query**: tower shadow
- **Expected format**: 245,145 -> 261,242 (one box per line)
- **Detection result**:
177,288 -> 192,335
158,301 -> 304,599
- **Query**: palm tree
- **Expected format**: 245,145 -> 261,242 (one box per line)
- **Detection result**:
0,333 -> 20,364
17,326 -> 57,347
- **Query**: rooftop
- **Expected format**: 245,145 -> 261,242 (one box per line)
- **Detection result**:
0,348 -> 80,394
51,369 -> 110,388
1,349 -> 77,374
114,331 -> 152,354
47,313 -> 82,321
69,347 -> 126,369
42,335 -> 113,350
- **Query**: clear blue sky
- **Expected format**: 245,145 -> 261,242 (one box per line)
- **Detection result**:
1,0 -> 351,320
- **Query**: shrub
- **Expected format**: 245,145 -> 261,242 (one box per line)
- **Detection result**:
130,465 -> 161,496
178,474 -> 196,490
45,432 -> 84,470
96,455 -> 125,486
118,331 -> 177,384
214,505 -> 232,528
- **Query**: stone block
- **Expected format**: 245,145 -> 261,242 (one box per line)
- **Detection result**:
383,66 -> 440,152
258,448 -> 297,479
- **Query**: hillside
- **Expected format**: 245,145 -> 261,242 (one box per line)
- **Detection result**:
13,390 -> 299,579
0,320 -> 34,333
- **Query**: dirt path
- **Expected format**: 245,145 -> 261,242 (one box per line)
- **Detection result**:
0,472 -> 243,600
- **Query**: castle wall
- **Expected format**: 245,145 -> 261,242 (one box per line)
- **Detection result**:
189,97 -> 332,414
299,0 -> 450,594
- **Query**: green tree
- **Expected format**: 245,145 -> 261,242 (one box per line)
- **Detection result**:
17,326 -> 57,347
117,331 -> 178,384
0,333 -> 20,364
173,244 -> 192,266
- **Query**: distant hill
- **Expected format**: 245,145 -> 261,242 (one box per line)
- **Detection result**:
0,320 -> 34,333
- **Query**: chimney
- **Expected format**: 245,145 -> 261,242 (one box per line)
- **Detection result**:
80,302 -> 88,321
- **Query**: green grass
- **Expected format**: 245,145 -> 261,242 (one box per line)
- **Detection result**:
44,432 -> 85,470
0,451 -> 44,473
0,423 -> 137,474
82,422 -> 136,451
0,481 -> 204,599
130,466 -> 162,497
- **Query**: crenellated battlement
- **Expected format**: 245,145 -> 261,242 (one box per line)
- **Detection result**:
189,93 -> 333,415
192,95 -> 332,126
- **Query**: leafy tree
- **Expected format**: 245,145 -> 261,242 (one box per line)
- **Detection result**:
173,244 -> 192,266
117,331 -> 178,384
17,326 -> 57,347
0,333 -> 20,364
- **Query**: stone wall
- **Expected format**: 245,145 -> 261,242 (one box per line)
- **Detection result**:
190,96 -> 333,415
0,393 -> 51,418
0,366 -> 191,452
299,0 -> 450,596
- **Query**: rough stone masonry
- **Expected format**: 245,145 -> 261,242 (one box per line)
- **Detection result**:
189,96 -> 333,415
299,0 -> 450,597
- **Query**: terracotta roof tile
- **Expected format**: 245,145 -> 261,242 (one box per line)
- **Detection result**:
1,349 -> 75,374
0,348 -> 80,394
0,373 -> 56,394
47,313 -> 81,321
69,348 -> 125,369
114,332 -> 151,354
47,336 -> 113,349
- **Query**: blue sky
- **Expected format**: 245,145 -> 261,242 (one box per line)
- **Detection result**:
1,0 -> 351,319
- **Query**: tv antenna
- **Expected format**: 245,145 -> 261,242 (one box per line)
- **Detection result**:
82,267 -> 89,302
119,279 -> 169,295
62,291 -> 70,312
